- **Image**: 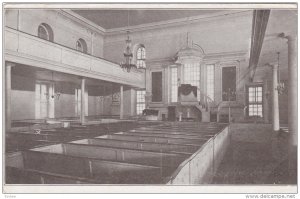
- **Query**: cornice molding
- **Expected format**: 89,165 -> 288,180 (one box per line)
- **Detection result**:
59,9 -> 106,35
146,51 -> 248,65
58,9 -> 252,37
105,10 -> 252,35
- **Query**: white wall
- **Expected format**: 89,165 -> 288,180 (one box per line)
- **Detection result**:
5,9 -> 104,58
103,11 -> 252,63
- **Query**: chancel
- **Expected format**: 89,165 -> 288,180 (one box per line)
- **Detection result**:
3,4 -> 297,187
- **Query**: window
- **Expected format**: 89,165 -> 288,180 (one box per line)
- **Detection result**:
222,66 -> 236,101
206,64 -> 214,100
38,23 -> 53,42
136,46 -> 146,68
183,63 -> 200,100
247,85 -> 263,117
170,67 -> 178,102
136,90 -> 146,115
76,38 -> 88,53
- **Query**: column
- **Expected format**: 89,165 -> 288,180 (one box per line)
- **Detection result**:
287,35 -> 297,182
5,62 -> 14,132
130,88 -> 135,116
80,78 -> 86,124
272,64 -> 280,131
120,85 -> 124,119
287,35 -> 297,145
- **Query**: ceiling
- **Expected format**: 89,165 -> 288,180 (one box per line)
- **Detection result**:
72,9 -> 224,29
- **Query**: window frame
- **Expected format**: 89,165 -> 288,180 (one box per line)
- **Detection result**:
206,64 -> 215,101
246,84 -> 264,118
170,66 -> 178,103
183,62 -> 201,101
136,45 -> 146,68
76,38 -> 88,54
37,23 -> 54,42
136,90 -> 146,115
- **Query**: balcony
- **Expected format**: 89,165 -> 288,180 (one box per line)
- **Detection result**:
4,27 -> 145,88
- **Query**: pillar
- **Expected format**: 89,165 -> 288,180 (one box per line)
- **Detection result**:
287,35 -> 297,182
130,88 -> 135,116
287,35 -> 297,146
120,85 -> 124,119
272,64 -> 280,131
80,78 -> 86,124
5,62 -> 14,132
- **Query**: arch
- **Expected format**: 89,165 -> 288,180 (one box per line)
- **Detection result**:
38,23 -> 54,42
76,38 -> 88,53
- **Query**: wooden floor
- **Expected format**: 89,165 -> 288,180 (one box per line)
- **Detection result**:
212,123 -> 295,184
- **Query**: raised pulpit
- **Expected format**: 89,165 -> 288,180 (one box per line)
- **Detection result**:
178,84 -> 198,104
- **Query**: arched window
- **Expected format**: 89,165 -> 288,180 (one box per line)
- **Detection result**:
76,38 -> 88,53
38,23 -> 54,42
136,45 -> 146,68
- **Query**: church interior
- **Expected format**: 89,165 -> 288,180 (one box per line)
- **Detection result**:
3,5 -> 297,186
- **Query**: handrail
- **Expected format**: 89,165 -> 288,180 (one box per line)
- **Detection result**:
196,87 -> 215,111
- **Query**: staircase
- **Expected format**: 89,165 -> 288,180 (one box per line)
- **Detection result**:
195,104 -> 210,122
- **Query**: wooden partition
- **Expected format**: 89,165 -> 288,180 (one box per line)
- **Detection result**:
166,126 -> 230,184
122,131 -> 213,139
22,150 -> 163,184
63,143 -> 188,168
73,138 -> 199,154
100,134 -> 207,145
6,123 -> 229,184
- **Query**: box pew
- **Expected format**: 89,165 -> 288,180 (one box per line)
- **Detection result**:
41,129 -> 105,137
7,132 -> 82,142
124,131 -> 215,139
21,150 -> 163,184
134,127 -> 223,134
6,166 -> 97,184
71,138 -> 198,154
58,143 -> 188,168
5,138 -> 58,152
100,134 -> 208,145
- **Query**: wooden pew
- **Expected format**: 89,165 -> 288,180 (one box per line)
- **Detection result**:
102,134 -> 208,145
76,138 -> 199,154
22,150 -> 164,184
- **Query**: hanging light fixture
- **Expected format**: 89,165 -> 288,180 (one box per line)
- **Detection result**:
120,10 -> 137,72
275,52 -> 285,95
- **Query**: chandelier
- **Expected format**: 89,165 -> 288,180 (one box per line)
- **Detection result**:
120,31 -> 137,72
120,10 -> 137,72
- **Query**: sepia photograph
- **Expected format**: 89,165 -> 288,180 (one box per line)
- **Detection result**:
2,2 -> 298,195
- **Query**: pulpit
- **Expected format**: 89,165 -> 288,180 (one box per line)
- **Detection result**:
178,84 -> 198,103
